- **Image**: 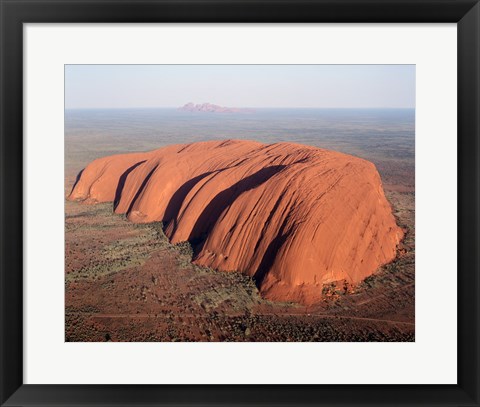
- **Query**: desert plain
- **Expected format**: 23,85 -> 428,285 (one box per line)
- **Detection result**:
65,108 -> 415,342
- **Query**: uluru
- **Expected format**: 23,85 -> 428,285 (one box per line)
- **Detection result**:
68,139 -> 404,304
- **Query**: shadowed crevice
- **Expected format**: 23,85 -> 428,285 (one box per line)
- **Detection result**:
126,165 -> 158,215
254,233 -> 289,287
253,208 -> 293,286
69,169 -> 84,195
113,161 -> 146,210
163,171 -> 214,231
188,165 -> 286,254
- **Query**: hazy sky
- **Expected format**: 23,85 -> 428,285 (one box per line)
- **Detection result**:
65,65 -> 415,109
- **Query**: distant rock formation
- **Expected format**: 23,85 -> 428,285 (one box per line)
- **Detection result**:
68,140 -> 403,304
179,102 -> 253,113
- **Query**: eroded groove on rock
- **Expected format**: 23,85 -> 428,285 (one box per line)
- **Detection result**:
68,139 -> 404,304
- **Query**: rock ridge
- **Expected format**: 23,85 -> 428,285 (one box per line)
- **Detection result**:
68,139 -> 403,304
179,102 -> 254,113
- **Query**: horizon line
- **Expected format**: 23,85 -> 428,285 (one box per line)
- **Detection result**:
65,106 -> 416,110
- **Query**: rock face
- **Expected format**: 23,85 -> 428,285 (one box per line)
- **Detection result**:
68,140 -> 403,304
179,102 -> 253,113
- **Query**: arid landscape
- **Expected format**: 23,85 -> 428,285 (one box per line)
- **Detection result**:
65,107 -> 415,342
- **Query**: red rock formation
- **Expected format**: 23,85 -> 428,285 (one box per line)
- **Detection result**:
179,102 -> 254,113
68,140 -> 403,304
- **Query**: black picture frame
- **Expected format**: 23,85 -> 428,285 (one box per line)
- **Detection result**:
1,0 -> 479,406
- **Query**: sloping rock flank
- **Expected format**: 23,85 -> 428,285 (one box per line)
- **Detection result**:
68,140 -> 403,304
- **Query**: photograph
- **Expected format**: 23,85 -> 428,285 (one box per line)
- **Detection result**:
64,64 -> 415,342
3,0 -> 478,404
